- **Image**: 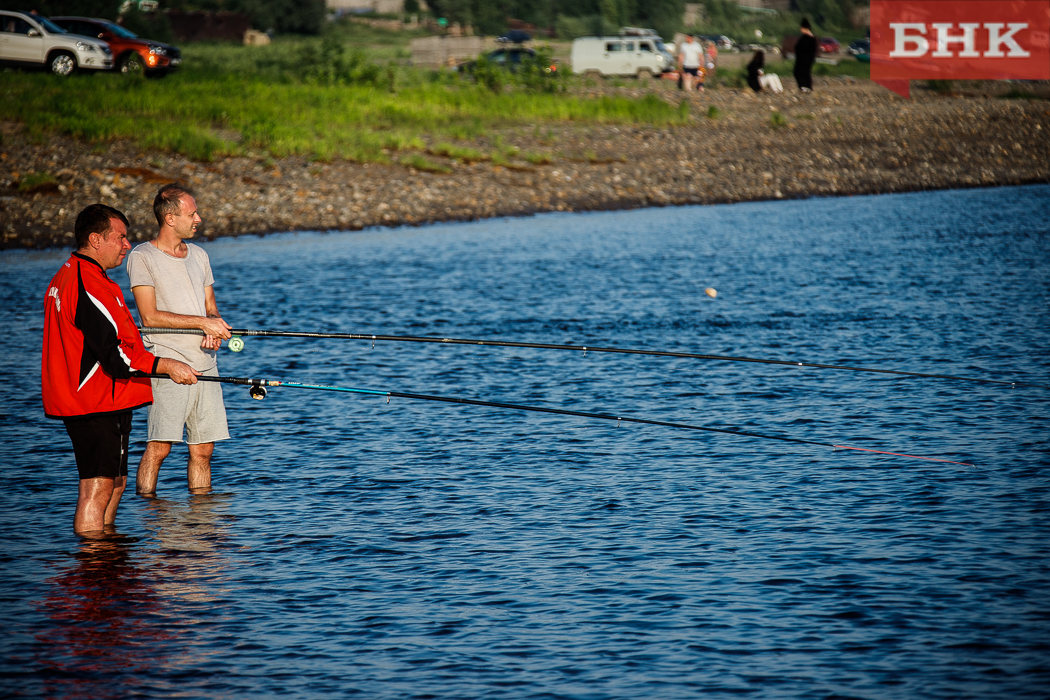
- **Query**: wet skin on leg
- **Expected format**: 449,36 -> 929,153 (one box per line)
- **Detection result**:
75,476 -> 125,533
136,441 -> 172,495
187,442 -> 213,493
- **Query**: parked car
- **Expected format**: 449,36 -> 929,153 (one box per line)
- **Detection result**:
818,36 -> 840,54
458,47 -> 541,73
50,16 -> 180,76
699,34 -> 738,52
848,38 -> 870,55
782,35 -> 838,59
0,10 -> 112,76
571,35 -> 673,78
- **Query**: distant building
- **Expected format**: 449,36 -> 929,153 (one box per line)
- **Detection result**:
683,3 -> 704,27
326,0 -> 429,13
737,0 -> 792,11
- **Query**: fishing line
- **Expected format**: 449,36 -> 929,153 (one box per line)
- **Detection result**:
138,372 -> 975,467
140,327 -> 1048,390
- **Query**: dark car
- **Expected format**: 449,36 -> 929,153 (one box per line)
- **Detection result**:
459,47 -> 548,73
848,38 -> 870,55
50,16 -> 180,76
818,36 -> 840,54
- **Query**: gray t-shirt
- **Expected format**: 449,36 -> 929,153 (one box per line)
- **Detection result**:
126,241 -> 218,371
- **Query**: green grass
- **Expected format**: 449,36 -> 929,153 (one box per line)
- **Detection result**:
523,151 -> 555,165
762,57 -> 870,81
0,26 -> 688,166
769,111 -> 788,129
17,171 -> 58,192
400,153 -> 452,173
998,87 -> 1047,101
429,142 -> 488,163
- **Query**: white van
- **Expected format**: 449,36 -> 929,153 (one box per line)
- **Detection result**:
571,35 -> 673,78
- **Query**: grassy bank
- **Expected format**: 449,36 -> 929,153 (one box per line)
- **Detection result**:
1,25 -> 689,165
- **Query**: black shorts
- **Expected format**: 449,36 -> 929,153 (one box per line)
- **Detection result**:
683,67 -> 699,76
63,411 -> 132,480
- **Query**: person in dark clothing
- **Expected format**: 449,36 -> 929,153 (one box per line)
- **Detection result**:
793,18 -> 817,92
747,50 -> 764,92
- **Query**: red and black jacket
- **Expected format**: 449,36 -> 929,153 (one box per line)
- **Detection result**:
42,253 -> 158,419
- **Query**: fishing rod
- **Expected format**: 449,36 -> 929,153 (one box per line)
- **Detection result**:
137,372 -> 975,467
140,327 -> 1048,390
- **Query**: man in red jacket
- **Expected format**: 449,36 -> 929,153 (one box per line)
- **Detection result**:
43,204 -> 199,535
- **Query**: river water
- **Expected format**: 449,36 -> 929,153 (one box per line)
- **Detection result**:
1,185 -> 1048,699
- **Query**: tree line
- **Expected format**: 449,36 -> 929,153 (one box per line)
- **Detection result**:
0,0 -> 864,39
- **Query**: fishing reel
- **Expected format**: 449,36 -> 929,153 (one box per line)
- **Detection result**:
249,381 -> 267,400
228,336 -> 245,352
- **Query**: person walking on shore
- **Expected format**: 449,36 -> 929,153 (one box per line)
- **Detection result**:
127,184 -> 232,496
678,34 -> 703,92
794,18 -> 817,93
43,204 -> 199,534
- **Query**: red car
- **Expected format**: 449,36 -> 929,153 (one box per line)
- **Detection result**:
818,36 -> 840,54
50,16 -> 181,76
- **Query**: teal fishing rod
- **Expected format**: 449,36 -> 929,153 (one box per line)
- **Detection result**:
140,327 -> 1048,390
138,371 -> 975,467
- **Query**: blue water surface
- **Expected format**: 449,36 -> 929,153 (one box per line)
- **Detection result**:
1,185 -> 1048,699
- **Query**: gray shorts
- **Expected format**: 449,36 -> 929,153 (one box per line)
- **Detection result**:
147,366 -> 230,444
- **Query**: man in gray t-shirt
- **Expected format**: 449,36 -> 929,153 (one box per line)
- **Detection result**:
126,184 -> 233,495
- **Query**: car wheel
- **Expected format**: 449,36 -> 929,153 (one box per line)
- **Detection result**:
49,52 -> 76,77
636,69 -> 652,82
120,53 -> 145,76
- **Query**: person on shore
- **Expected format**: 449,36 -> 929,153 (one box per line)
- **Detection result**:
747,50 -> 764,93
747,51 -> 784,94
127,184 -> 232,496
43,204 -> 199,535
794,18 -> 817,93
677,34 -> 703,92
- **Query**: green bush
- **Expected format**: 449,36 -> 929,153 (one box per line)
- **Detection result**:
120,7 -> 174,44
297,35 -> 382,85
472,54 -> 506,93
555,15 -> 591,40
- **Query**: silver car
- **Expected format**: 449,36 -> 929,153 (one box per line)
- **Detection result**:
0,10 -> 113,76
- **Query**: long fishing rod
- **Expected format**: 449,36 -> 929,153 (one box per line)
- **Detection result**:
140,327 -> 1048,390
138,372 -> 975,467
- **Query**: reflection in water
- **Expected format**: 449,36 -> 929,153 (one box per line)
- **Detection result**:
139,492 -> 235,605
36,534 -> 171,699
35,494 -> 234,697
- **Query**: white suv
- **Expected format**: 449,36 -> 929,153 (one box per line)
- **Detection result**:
0,10 -> 113,76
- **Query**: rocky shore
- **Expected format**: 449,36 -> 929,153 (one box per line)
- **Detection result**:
2,78 -> 1048,250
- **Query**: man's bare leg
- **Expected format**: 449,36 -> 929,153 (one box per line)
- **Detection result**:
137,441 -> 172,495
75,477 -> 115,534
187,442 -> 213,492
105,475 -> 127,525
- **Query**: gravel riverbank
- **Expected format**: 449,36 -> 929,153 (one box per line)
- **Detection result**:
2,78 -> 1048,250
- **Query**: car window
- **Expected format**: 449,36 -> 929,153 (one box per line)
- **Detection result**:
60,20 -> 89,36
3,17 -> 34,34
36,17 -> 67,34
639,42 -> 652,52
624,41 -> 634,51
606,42 -> 622,52
101,21 -> 138,39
